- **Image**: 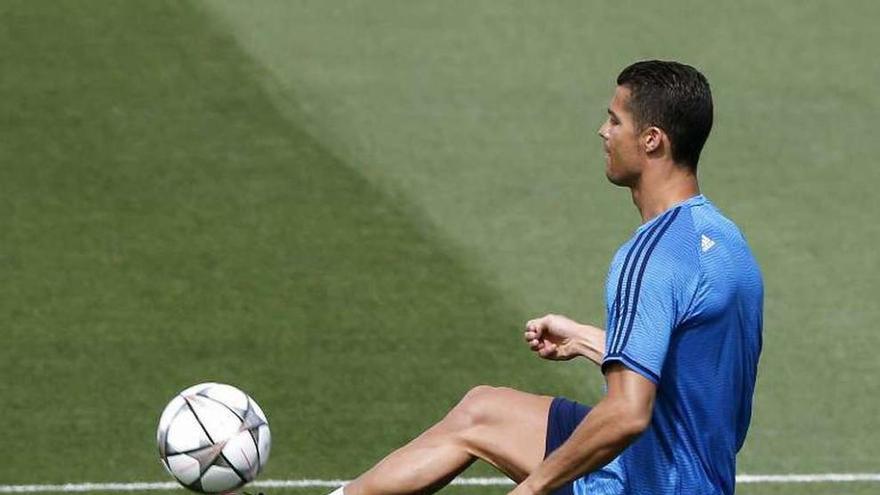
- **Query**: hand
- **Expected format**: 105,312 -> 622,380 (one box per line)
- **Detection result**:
524,313 -> 585,361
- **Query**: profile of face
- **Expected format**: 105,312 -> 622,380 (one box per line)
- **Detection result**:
597,86 -> 647,187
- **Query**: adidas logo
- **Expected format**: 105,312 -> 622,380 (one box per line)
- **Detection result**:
701,234 -> 715,252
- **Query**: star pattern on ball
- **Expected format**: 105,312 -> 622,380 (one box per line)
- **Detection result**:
158,383 -> 270,493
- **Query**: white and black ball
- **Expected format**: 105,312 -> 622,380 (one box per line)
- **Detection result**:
157,383 -> 271,493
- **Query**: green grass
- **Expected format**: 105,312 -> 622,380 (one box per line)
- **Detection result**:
0,0 -> 579,483
1,1 -> 879,494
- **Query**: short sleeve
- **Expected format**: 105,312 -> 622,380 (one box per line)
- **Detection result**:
602,215 -> 700,384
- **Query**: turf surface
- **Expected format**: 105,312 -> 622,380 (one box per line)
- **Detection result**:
1,1 -> 878,494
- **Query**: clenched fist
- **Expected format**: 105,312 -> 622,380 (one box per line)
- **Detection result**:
524,314 -> 605,364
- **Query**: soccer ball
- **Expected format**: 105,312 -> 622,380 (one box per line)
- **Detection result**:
157,383 -> 271,493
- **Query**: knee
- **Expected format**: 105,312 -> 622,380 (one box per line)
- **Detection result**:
447,385 -> 505,429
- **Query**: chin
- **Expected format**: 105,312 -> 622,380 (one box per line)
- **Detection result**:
605,169 -> 635,187
606,174 -> 626,186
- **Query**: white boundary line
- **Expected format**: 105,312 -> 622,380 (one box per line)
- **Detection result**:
2,475 -> 880,493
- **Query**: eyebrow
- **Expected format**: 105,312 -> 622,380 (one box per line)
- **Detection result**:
607,108 -> 620,120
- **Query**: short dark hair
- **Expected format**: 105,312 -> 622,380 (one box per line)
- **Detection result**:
617,60 -> 713,171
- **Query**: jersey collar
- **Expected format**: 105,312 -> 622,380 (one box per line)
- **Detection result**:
635,194 -> 706,233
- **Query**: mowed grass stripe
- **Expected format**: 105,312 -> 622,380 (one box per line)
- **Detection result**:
0,0 -> 570,484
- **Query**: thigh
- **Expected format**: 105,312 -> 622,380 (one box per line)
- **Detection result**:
455,386 -> 554,482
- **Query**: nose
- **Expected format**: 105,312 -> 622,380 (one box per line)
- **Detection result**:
597,121 -> 609,140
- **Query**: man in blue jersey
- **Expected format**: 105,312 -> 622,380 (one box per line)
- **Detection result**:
331,60 -> 763,495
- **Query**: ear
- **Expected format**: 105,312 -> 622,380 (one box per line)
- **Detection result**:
643,126 -> 664,154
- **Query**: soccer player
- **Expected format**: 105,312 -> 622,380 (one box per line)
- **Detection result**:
329,60 -> 763,495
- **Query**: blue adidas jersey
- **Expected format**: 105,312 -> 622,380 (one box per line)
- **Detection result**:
575,194 -> 763,495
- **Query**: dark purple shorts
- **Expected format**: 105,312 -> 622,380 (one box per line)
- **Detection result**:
544,397 -> 592,495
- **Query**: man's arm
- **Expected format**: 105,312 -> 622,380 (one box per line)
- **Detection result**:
524,314 -> 606,365
508,363 -> 656,495
568,323 -> 605,365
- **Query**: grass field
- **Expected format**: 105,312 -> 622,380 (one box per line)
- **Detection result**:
1,1 -> 879,494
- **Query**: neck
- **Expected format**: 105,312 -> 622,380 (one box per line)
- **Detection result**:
630,165 -> 700,223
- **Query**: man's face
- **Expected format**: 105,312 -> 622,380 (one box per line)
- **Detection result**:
598,85 -> 643,187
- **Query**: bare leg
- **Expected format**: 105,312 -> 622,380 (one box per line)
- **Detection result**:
344,386 -> 553,495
